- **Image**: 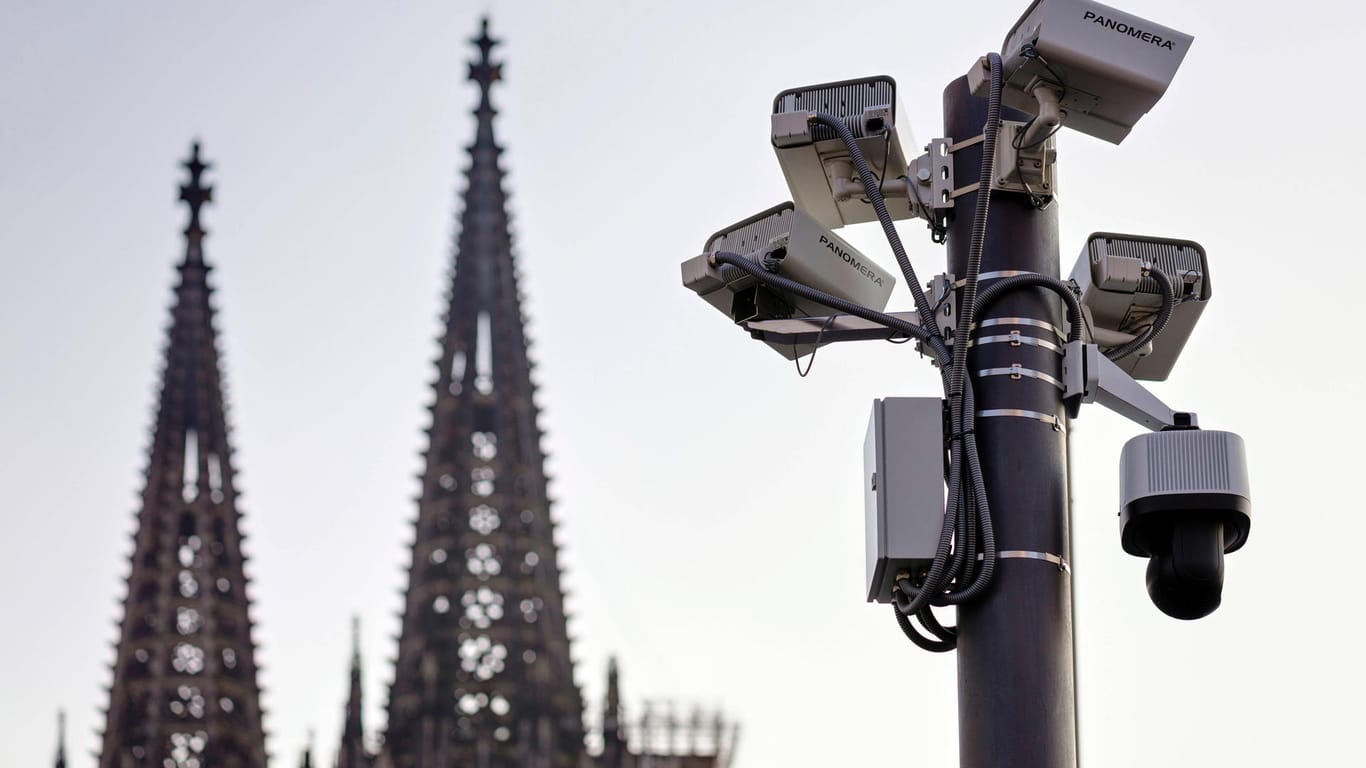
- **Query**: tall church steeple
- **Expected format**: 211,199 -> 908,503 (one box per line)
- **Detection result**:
54,710 -> 67,768
337,617 -> 372,768
381,17 -> 585,767
100,142 -> 268,768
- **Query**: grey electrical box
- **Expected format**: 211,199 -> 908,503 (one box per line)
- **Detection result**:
864,397 -> 946,603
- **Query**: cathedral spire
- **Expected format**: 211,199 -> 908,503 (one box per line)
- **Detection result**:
600,659 -> 626,768
99,141 -> 267,768
337,616 -> 371,768
53,710 -> 66,768
382,17 -> 585,767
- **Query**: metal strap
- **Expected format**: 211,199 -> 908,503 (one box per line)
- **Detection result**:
953,270 -> 1041,288
977,408 -> 1065,432
976,365 -> 1063,391
948,134 -> 986,153
974,317 -> 1067,342
999,550 -> 1071,573
969,333 -> 1062,354
976,550 -> 1071,572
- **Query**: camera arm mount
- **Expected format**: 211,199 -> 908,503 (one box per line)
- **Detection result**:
1062,340 -> 1196,431
828,130 -> 1055,223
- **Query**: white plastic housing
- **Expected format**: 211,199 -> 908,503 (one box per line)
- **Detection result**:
681,203 -> 898,359
982,0 -> 1194,144
771,76 -> 915,230
1068,232 -> 1209,381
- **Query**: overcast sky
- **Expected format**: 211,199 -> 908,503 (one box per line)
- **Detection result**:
3,1 -> 1364,766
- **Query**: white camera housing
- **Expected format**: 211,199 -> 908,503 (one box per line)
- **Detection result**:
973,0 -> 1194,144
681,202 -> 897,359
771,76 -> 915,230
1119,428 -> 1251,618
1068,232 -> 1209,381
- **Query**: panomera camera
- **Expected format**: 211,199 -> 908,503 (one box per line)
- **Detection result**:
680,202 -> 897,359
970,0 -> 1194,144
770,76 -> 916,229
1068,232 -> 1210,381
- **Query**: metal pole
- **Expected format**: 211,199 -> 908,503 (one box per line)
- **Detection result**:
943,75 -> 1078,768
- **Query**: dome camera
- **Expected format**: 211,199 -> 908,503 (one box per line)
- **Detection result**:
1120,429 -> 1251,619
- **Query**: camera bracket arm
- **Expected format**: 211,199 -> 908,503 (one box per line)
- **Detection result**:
1062,341 -> 1197,431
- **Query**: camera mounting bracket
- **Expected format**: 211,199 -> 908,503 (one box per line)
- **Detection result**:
1062,340 -> 1196,431
915,124 -> 1058,207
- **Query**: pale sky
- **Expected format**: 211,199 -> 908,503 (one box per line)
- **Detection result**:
3,1 -> 1364,766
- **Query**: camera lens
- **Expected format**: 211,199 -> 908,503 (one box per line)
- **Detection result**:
1144,519 -> 1225,620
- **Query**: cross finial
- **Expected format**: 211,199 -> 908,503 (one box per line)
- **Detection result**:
468,16 -> 502,106
178,141 -> 214,264
180,141 -> 213,230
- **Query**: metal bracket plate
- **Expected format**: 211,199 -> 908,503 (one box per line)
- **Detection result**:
991,120 -> 1057,198
908,138 -> 957,217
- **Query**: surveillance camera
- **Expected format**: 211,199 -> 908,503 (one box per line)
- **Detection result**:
1120,429 -> 1251,620
970,0 -> 1194,144
771,76 -> 916,229
1068,232 -> 1209,381
680,202 -> 897,359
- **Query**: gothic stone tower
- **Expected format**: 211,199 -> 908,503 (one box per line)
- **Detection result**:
100,143 -> 268,768
381,19 -> 584,767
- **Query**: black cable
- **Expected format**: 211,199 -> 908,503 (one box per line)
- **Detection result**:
1012,44 -> 1069,151
1105,265 -> 1175,361
857,129 -> 893,206
713,252 -> 940,353
808,112 -> 942,340
894,52 -> 1005,621
793,314 -> 838,377
716,247 -> 995,613
893,602 -> 955,653
970,272 -> 1086,343
916,604 -> 957,642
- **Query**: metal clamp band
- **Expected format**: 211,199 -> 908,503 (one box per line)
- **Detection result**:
969,333 -> 1062,354
974,316 -> 1067,342
976,365 -> 1064,390
948,134 -> 986,153
953,270 -> 1041,288
999,550 -> 1071,573
977,408 -> 1065,432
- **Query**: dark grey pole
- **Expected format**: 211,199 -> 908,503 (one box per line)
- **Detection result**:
943,75 -> 1078,768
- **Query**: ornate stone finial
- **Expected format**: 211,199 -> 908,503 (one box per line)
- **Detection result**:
468,16 -> 503,107
178,141 -> 214,262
